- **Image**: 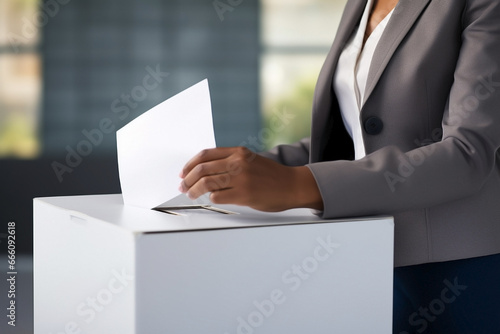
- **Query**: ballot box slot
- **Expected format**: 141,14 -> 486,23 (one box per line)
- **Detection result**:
154,205 -> 238,216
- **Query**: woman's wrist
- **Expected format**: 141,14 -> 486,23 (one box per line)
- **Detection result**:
290,166 -> 324,211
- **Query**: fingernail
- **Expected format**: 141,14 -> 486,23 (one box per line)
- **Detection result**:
178,183 -> 184,193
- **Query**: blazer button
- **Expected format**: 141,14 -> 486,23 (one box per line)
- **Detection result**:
364,116 -> 384,135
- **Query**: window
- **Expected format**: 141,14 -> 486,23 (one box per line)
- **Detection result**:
0,0 -> 41,158
260,0 -> 348,149
41,0 -> 261,156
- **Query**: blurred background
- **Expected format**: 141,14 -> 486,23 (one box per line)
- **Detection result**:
0,0 -> 346,331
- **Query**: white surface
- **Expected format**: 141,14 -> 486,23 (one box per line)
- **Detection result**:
34,197 -> 135,334
35,194 -> 360,233
117,79 -> 216,209
136,220 -> 394,333
34,194 -> 394,334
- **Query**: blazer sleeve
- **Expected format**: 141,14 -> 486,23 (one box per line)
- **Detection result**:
307,0 -> 500,219
259,137 -> 311,167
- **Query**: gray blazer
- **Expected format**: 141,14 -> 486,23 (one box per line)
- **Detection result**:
262,0 -> 500,267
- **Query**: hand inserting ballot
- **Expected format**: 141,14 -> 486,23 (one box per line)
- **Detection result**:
179,147 -> 323,212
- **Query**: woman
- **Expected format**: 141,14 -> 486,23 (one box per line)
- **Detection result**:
179,0 -> 500,332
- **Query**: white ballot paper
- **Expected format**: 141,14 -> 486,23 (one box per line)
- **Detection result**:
117,79 -> 216,209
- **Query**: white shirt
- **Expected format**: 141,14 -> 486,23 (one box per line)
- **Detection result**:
333,0 -> 395,160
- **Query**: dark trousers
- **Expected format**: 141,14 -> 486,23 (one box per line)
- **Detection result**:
393,253 -> 500,334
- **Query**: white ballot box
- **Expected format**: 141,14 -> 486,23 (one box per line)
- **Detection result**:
34,194 -> 394,334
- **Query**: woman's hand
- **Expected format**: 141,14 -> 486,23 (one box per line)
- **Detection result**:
179,147 -> 324,212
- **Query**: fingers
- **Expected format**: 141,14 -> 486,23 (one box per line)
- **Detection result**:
209,188 -> 249,206
180,147 -> 238,178
180,158 -> 230,193
179,147 -> 257,200
182,173 -> 233,200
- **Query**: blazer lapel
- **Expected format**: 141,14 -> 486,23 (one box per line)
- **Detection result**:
314,0 -> 366,102
362,0 -> 432,106
310,0 -> 366,162
311,0 -> 431,162
328,0 -> 367,66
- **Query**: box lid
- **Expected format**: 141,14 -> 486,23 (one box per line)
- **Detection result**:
35,194 -> 392,234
